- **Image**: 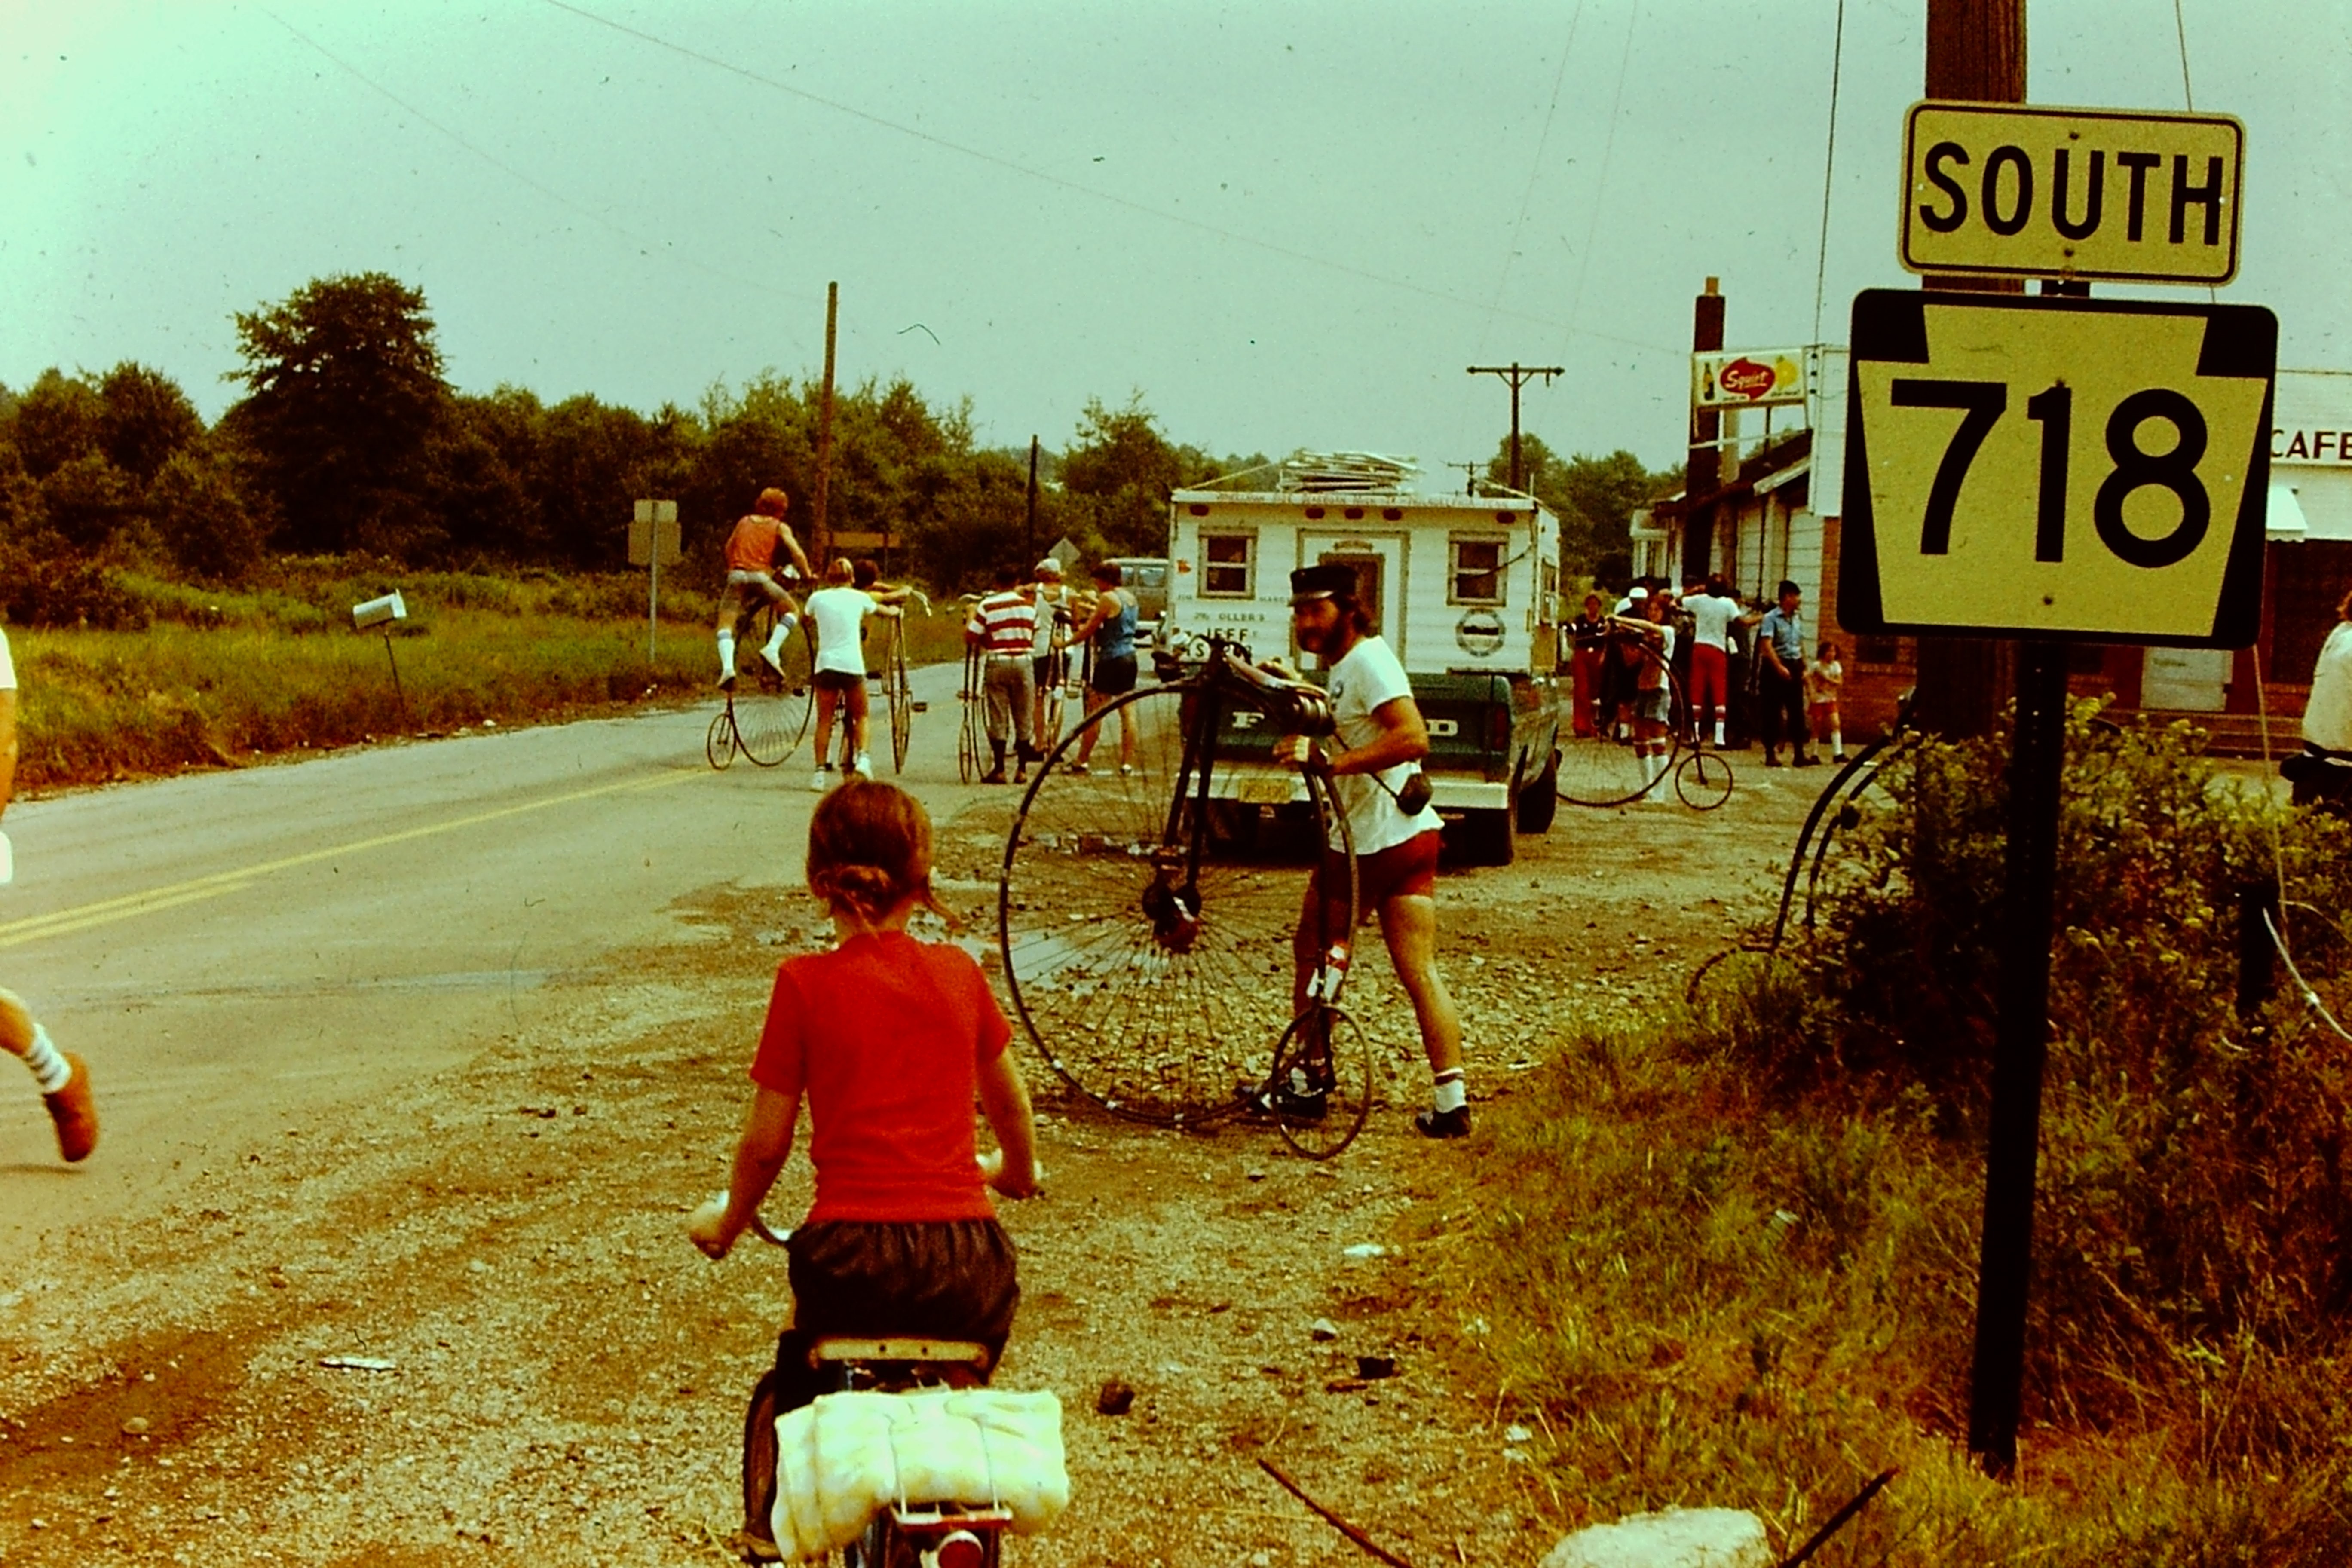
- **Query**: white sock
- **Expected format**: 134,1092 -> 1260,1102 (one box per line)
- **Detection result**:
716,628 -> 735,674
1831,725 -> 1844,755
763,618 -> 793,659
23,1024 -> 70,1095
1713,720 -> 1725,747
1432,1070 -> 1467,1114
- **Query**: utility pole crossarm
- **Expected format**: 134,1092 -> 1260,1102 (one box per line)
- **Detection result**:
1467,362 -> 1565,493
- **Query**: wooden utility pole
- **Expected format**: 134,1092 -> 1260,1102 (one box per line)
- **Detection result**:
812,281 -> 839,563
1466,362 -> 1563,492
1025,435 -> 1040,560
1911,0 -> 2026,740
1684,278 -> 1727,574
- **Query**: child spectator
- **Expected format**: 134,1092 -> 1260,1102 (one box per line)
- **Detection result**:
688,781 -> 1041,1556
1807,640 -> 1845,763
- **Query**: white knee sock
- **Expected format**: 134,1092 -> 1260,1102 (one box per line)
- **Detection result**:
22,1024 -> 70,1095
1432,1068 -> 1467,1114
716,628 -> 736,674
763,616 -> 795,659
1831,723 -> 1844,756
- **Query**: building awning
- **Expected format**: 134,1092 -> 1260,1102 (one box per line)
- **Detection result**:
1753,456 -> 1812,495
2268,482 -> 2310,541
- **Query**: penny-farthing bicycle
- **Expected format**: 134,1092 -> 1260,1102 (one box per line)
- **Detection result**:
998,636 -> 1371,1158
1553,622 -> 1733,809
706,606 -> 815,769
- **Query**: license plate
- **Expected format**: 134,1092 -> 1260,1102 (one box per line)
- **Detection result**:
1231,771 -> 1294,806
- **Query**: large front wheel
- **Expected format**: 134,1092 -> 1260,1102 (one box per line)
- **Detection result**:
1556,635 -> 1685,806
999,683 -> 1356,1125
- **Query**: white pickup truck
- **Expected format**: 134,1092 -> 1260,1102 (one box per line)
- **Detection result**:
1158,453 -> 1564,864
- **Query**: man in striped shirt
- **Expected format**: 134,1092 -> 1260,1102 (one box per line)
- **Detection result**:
965,563 -> 1040,784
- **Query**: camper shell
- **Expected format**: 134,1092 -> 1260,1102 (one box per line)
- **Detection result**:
1161,453 -> 1563,863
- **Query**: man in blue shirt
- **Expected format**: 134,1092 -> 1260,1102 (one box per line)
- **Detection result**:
1756,579 -> 1816,767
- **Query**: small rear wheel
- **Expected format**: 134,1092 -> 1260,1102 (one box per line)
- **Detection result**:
1269,1004 -> 1373,1160
707,710 -> 737,771
1675,749 -> 1734,811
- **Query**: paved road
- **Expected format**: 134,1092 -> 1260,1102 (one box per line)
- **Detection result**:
0,661 -> 990,1255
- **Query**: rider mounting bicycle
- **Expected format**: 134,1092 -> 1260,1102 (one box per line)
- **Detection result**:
715,487 -> 816,690
805,557 -> 917,791
689,780 -> 1041,1559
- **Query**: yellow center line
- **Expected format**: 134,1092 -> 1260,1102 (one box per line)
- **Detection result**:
0,767 -> 699,951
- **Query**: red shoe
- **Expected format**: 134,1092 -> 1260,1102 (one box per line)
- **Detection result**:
43,1053 -> 97,1163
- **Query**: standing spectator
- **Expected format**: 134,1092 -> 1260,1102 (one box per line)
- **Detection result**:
965,564 -> 1039,784
1683,575 -> 1743,748
1028,560 -> 1073,746
2287,587 -> 2352,814
805,558 -> 916,790
1272,564 -> 1467,1138
1062,561 -> 1141,775
1667,581 -> 1697,732
714,487 -> 815,688
1600,585 -> 1647,740
1623,588 -> 1677,794
1756,579 -> 1814,767
1806,640 -> 1846,763
0,625 -> 97,1163
1567,593 -> 1607,738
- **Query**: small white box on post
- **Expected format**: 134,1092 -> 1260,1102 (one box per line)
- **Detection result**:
351,591 -> 410,723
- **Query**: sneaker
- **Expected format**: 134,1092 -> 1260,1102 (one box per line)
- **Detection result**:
1763,753 -> 1782,768
850,751 -> 873,779
1067,762 -> 1091,776
718,671 -> 737,692
809,766 -> 831,793
1413,1104 -> 1471,1140
760,646 -> 787,680
738,1528 -> 782,1563
1795,753 -> 1820,768
44,1052 -> 97,1164
1237,1078 -> 1329,1123
1118,763 -> 1136,778
980,769 -> 1007,785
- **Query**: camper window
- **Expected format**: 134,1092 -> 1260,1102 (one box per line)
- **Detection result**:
1451,537 -> 1505,605
1203,533 -> 1254,598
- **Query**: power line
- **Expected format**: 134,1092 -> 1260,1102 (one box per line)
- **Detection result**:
1811,0 -> 1848,349
1479,1 -> 1588,351
538,0 -> 1681,356
1557,1 -> 1643,364
259,7 -> 821,341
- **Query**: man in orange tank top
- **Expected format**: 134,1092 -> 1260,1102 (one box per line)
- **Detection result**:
715,487 -> 815,688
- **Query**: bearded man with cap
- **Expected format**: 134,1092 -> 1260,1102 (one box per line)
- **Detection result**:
1268,562 -> 1470,1139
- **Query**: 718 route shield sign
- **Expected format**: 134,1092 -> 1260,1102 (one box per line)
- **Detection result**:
1838,290 -> 2275,648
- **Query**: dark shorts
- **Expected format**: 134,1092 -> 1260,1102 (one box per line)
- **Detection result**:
1308,827 -> 1441,927
1090,653 -> 1138,696
1033,653 -> 1066,689
768,1217 -> 1020,1410
1635,685 -> 1671,723
811,668 -> 862,694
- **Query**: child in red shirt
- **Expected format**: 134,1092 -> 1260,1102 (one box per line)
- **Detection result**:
689,781 -> 1040,1552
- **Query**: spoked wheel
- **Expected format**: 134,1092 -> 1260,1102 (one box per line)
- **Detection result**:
1037,654 -> 1070,755
1675,749 -> 1735,810
958,649 -> 986,784
1267,1003 -> 1373,1160
1556,634 -> 1685,806
706,710 -> 737,770
1000,683 -> 1356,1126
886,620 -> 916,775
734,616 -> 814,767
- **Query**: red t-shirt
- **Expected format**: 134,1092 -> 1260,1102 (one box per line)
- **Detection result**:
725,514 -> 789,573
750,931 -> 1008,1224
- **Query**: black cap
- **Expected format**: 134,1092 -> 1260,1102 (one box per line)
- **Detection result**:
1289,562 -> 1358,604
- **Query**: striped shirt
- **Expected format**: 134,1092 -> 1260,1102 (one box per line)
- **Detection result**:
968,591 -> 1037,657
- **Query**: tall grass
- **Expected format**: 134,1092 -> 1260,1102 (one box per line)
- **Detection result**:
1455,708 -> 2352,1564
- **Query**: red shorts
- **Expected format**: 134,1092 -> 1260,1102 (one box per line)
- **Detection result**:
1309,828 -> 1440,926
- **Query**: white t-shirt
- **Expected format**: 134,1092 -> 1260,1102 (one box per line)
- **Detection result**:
1030,584 -> 1069,658
807,587 -> 878,677
0,627 -> 15,691
1685,593 -> 1741,651
1324,635 -> 1442,856
2306,622 -> 2352,753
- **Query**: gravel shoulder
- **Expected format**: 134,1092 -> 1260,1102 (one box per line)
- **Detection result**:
0,766 -> 1825,1565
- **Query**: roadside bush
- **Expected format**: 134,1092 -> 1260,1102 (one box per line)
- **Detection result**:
0,548 -> 150,629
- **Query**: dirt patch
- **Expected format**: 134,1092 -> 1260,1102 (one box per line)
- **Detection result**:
0,769 -> 1825,1564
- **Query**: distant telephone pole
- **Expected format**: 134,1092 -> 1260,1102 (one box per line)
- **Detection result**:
1025,435 -> 1040,560
1466,362 -> 1563,493
812,282 -> 839,561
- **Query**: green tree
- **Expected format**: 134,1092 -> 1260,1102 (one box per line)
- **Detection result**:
11,369 -> 105,481
1062,394 -> 1180,557
152,449 -> 265,583
96,362 -> 203,482
229,272 -> 448,556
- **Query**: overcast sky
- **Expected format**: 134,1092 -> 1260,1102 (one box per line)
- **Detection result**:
4,0 -> 2347,481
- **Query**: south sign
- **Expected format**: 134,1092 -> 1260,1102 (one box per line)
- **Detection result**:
1899,102 -> 2243,286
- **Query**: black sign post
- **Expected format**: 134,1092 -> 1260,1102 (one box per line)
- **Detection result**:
1839,286 -> 2275,1476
